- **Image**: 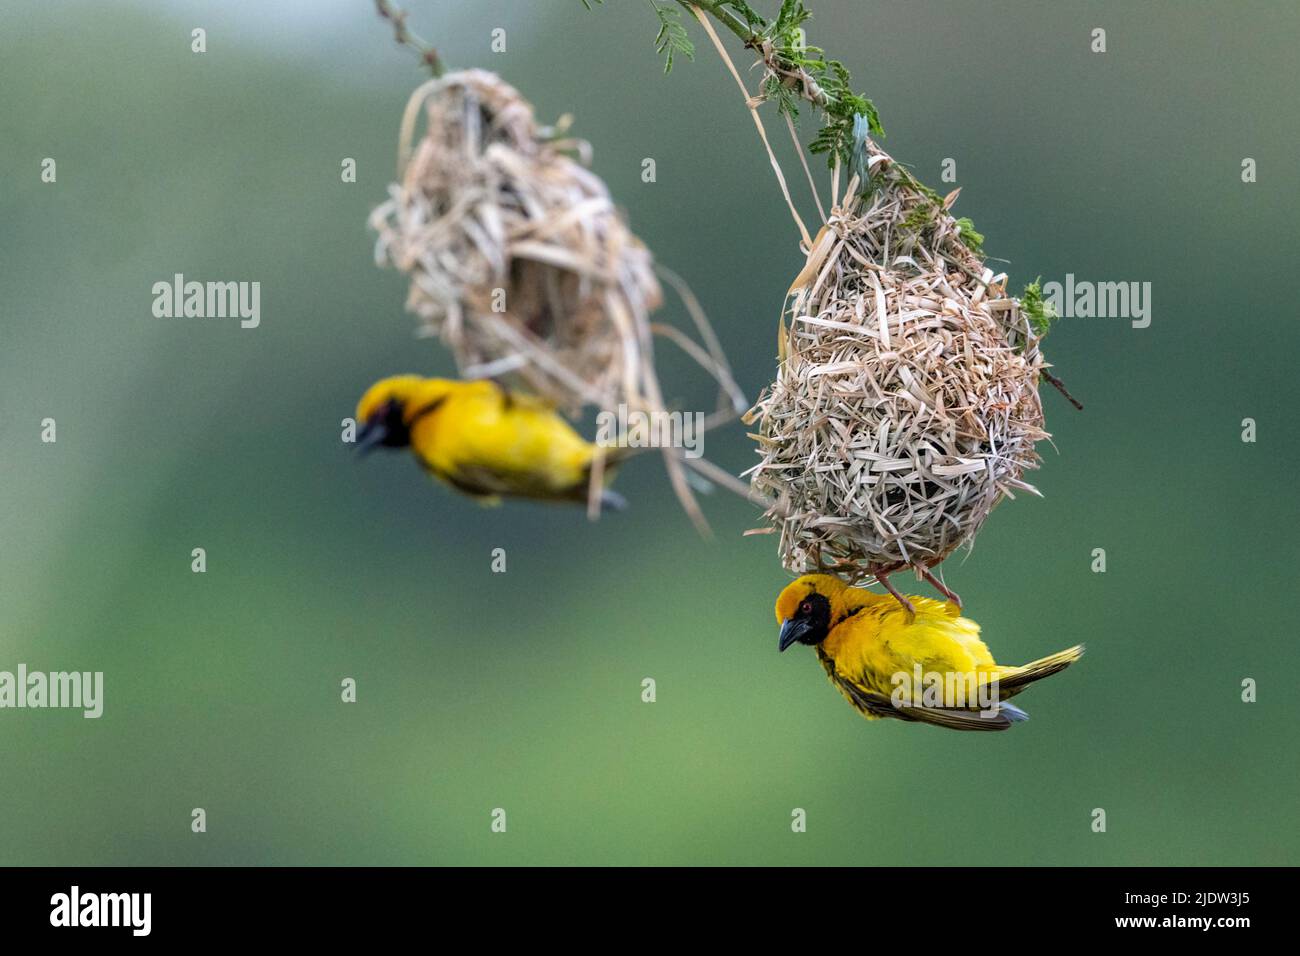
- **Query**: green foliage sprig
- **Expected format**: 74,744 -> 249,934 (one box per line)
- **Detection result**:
955,217 -> 985,255
759,0 -> 882,168
1020,277 -> 1059,337
649,2 -> 695,73
584,0 -> 877,165
682,5 -> 993,257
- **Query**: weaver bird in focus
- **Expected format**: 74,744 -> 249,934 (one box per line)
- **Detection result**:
775,574 -> 1083,731
355,375 -> 626,510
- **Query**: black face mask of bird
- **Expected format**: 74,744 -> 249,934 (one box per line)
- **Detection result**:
778,592 -> 832,651
356,400 -> 411,456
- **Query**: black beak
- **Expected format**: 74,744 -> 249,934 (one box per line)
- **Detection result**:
355,418 -> 385,457
778,617 -> 807,652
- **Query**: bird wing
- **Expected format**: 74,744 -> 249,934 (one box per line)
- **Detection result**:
821,609 -> 1022,731
441,460 -> 574,501
831,672 -> 1019,731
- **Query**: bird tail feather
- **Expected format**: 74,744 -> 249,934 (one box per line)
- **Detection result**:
996,644 -> 1085,695
1000,701 -> 1030,722
599,489 -> 628,512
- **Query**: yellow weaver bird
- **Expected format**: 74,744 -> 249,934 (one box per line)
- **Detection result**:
355,375 -> 626,510
775,574 -> 1083,731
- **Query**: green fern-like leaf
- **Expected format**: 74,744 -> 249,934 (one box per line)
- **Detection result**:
757,1 -> 884,169
650,3 -> 694,74
719,0 -> 766,26
764,74 -> 801,118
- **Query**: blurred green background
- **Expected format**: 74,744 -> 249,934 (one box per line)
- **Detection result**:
2,0 -> 1297,866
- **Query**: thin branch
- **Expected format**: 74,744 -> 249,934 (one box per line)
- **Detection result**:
1041,369 -> 1084,410
676,0 -> 755,44
374,0 -> 445,77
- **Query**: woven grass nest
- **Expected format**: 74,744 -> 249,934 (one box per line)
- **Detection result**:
746,139 -> 1050,582
369,69 -> 745,528
369,68 -> 671,414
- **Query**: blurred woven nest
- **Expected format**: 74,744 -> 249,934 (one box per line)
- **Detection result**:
370,68 -> 739,416
369,69 -> 747,528
745,139 -> 1050,580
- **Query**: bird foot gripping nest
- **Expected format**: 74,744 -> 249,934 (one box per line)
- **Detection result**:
745,138 -> 1050,588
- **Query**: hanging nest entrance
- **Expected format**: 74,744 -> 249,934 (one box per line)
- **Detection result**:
370,69 -> 674,415
746,139 -> 1050,581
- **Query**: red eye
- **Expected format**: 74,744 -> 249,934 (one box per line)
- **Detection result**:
800,602 -> 812,614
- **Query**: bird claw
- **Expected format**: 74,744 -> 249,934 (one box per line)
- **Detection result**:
918,565 -> 962,609
875,572 -> 917,619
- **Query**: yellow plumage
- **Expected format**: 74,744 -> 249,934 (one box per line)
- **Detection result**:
354,375 -> 624,508
774,574 -> 1082,731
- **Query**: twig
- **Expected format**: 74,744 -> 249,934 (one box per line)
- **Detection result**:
374,0 -> 445,77
676,0 -> 755,44
1040,369 -> 1084,410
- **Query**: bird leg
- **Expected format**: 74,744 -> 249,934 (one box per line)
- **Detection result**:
918,566 -> 962,609
875,572 -> 916,618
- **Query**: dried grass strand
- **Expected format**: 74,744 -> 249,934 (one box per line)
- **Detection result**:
690,5 -> 811,247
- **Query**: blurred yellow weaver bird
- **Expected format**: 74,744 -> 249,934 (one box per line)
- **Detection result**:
775,574 -> 1083,731
355,375 -> 626,510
